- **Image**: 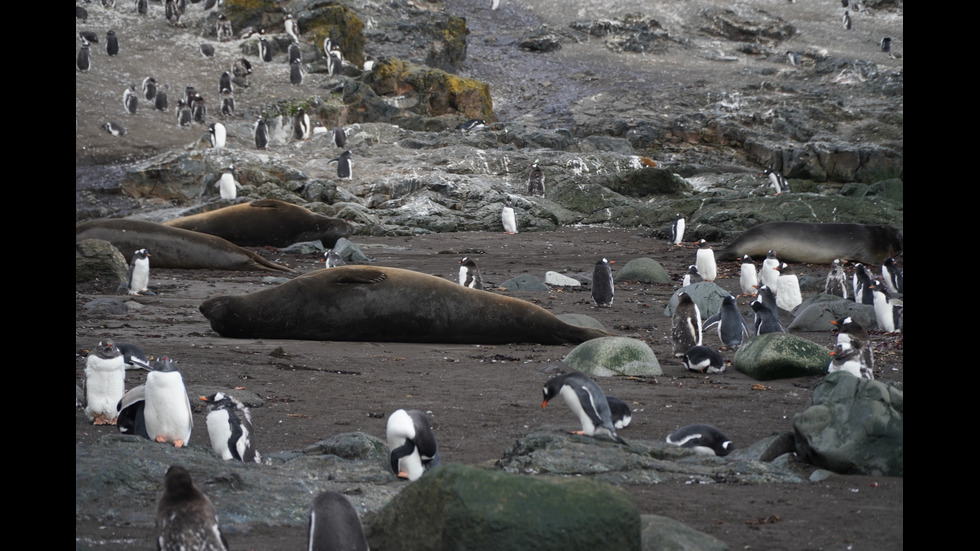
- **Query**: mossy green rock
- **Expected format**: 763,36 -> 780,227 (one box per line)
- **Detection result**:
564,336 -> 662,376
614,257 -> 671,284
367,58 -> 494,121
733,333 -> 829,380
364,463 -> 641,551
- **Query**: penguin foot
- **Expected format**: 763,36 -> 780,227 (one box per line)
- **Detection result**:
397,471 -> 409,479
570,430 -> 585,435
174,440 -> 185,448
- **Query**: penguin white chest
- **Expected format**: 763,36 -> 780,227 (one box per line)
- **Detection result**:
205,409 -> 236,460
218,173 -> 237,199
84,356 -> 125,424
775,275 -> 801,311
144,371 -> 192,445
129,259 -> 150,295
695,250 -> 716,281
740,264 -> 759,295
558,385 -> 598,436
502,206 -> 517,234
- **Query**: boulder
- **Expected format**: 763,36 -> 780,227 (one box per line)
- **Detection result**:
733,333 -> 829,380
564,337 -> 662,376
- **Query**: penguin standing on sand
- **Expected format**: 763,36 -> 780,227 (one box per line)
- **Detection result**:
127,248 -> 151,295
293,108 -> 311,141
828,343 -> 873,379
208,122 -> 226,150
670,214 -> 685,246
254,117 -> 270,150
872,283 -> 902,333
591,258 -> 615,307
192,93 -> 207,124
332,127 -> 348,148
541,371 -> 626,444
77,40 -> 91,72
307,491 -> 370,551
328,150 -> 353,180
760,250 -> 780,289
763,168 -> 789,194
458,257 -> 483,290
216,166 -> 242,200
106,30 -> 119,56
751,299 -> 785,335
202,392 -> 260,463
288,41 -> 302,65
681,265 -> 702,288
136,0 -> 148,15
842,10 -> 852,30
681,345 -> 725,374
123,85 -> 138,115
176,100 -> 193,127
219,71 -> 233,96
739,255 -> 759,298
667,424 -> 734,456
702,294 -> 749,350
259,35 -> 273,62
84,340 -> 126,425
501,198 -> 517,234
671,291 -> 703,356
386,409 -> 441,481
527,162 -> 545,196
220,88 -> 234,117
825,259 -> 848,299
775,263 -> 802,312
144,357 -> 193,448
881,258 -> 903,295
852,263 -> 874,305
156,466 -> 229,551
695,239 -> 717,282
290,58 -> 304,85
142,77 -> 157,102
155,84 -> 169,112
881,37 -> 892,53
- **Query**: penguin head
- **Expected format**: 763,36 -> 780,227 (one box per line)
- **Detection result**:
94,339 -> 122,360
151,356 -> 178,372
133,248 -> 150,261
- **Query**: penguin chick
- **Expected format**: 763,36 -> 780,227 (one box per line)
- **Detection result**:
84,340 -> 126,425
828,343 -> 873,380
825,259 -> 848,299
760,250 -> 780,289
458,257 -> 483,290
775,263 -> 802,312
387,409 -> 441,481
541,371 -> 626,444
156,466 -> 229,551
666,424 -> 734,456
202,392 -> 260,463
591,258 -> 614,307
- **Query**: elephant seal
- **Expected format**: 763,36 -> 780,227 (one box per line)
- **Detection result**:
76,219 -> 293,272
199,266 -> 610,344
164,199 -> 352,248
716,222 -> 902,264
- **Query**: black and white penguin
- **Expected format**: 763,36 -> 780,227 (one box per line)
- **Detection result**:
155,84 -> 169,112
288,41 -> 302,65
681,265 -> 702,288
831,316 -> 873,372
156,466 -> 229,551
751,299 -> 785,336
220,88 -> 234,117
323,248 -> 345,268
328,46 -> 344,76
458,257 -> 483,290
328,150 -> 353,180
852,263 -> 874,305
259,36 -> 273,62
183,85 -> 196,106
501,198 -> 517,234
84,339 -> 126,425
290,58 -> 304,85
702,295 -> 749,350
284,13 -> 300,43
881,258 -> 903,296
880,37 -> 892,53
116,384 -> 148,438
200,43 -> 215,57
775,263 -> 802,312
102,121 -> 128,136
694,239 -> 717,282
458,118 -> 487,132
872,282 -> 902,333
592,258 -> 615,307
136,0 -> 148,16
490,0 -> 501,10
527,162 -> 545,196
216,166 -> 242,200
842,10 -> 852,30
102,0 -> 116,8
192,93 -> 207,124
605,396 -> 632,430
142,77 -> 157,101
670,213 -> 685,246
666,424 -> 734,456
202,392 -> 260,463
681,345 -> 725,374
254,117 -> 270,149
219,71 -> 232,96
144,357 -> 193,448
825,259 -> 848,299
739,255 -> 759,298
386,409 -> 441,481
232,57 -> 252,79
322,37 -> 334,59
106,30 -> 119,56
763,168 -> 789,194
127,248 -> 151,295
307,491 -> 370,551
541,371 -> 626,444
332,127 -> 348,148
208,122 -> 226,150
216,14 -> 233,42
828,343 -> 873,380
176,100 -> 193,127
671,291 -> 703,357
786,51 -> 800,67
123,84 -> 138,115
165,0 -> 180,27
77,40 -> 92,72
117,342 -> 151,371
760,250 -> 780,289
293,107 -> 311,141
755,284 -> 778,314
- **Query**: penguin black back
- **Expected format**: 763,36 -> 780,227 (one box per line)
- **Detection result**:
307,491 -> 370,551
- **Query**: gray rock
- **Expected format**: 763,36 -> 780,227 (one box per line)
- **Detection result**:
333,237 -> 372,263
563,337 -> 663,376
545,271 -> 582,286
641,514 -> 730,551
499,273 -> 550,292
664,281 -> 729,320
615,257 -> 671,284
556,313 -> 606,330
733,333 -> 829,380
75,239 -> 128,286
788,297 -> 876,331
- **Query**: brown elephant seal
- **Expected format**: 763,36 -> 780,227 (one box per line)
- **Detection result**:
76,219 -> 293,272
199,266 -> 610,344
164,199 -> 352,248
716,222 -> 902,264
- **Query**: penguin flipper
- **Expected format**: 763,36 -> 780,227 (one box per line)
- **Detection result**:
389,440 -> 416,474
702,313 -> 721,332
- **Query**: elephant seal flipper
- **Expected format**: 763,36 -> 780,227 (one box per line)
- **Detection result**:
716,222 -> 902,265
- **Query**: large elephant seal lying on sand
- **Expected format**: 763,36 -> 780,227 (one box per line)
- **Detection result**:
199,266 -> 610,344
164,199 -> 352,248
76,219 -> 293,272
715,222 -> 902,264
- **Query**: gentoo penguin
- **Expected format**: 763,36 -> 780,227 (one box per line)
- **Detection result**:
192,93 -> 207,124
501,198 -> 517,234
694,239 -> 717,282
702,295 -> 750,350
116,384 -> 148,438
218,71 -> 233,96
327,47 -> 344,76
739,255 -> 759,298
458,118 -> 487,132
386,409 -> 442,481
84,340 -> 126,425
176,100 -> 193,127
830,316 -> 874,375
259,35 -> 273,62
293,108 -> 311,141
156,466 -> 229,551
751,299 -> 785,335
102,121 -> 127,136
165,0 -> 180,27
307,491 -> 370,551
284,13 -> 300,42
828,343 -> 873,380
79,31 -> 97,45
105,30 -> 119,56
77,40 -> 91,72
880,37 -> 892,53
527,162 -> 545,196
117,342 -> 151,371
142,77 -> 158,101
872,283 -> 902,333
220,88 -> 234,117
842,10 -> 852,30
216,14 -> 233,42
328,150 -> 353,180
458,257 -> 483,290
670,213 -> 686,246
775,263 -> 802,312
232,57 -> 252,79
332,127 -> 348,148
127,248 -> 151,295
155,84 -> 169,111
605,396 -> 632,430
208,122 -> 226,150
763,168 -> 789,194
136,0 -> 148,15
671,291 -> 703,357
183,85 -> 197,106
123,85 -> 138,115
541,371 -> 626,444
200,43 -> 215,57
290,58 -> 304,85
881,258 -> 903,296
666,424 -> 734,456
288,41 -> 302,65
591,258 -> 615,307
852,263 -> 874,305
216,166 -> 242,200
322,37 -> 334,59
825,259 -> 849,299
681,345 -> 725,374
756,284 -> 778,314
760,250 -> 780,289
144,357 -> 193,448
202,392 -> 260,463
786,51 -> 800,67
254,117 -> 270,150
323,248 -> 345,268
681,265 -> 702,288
